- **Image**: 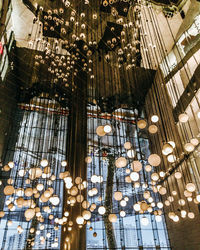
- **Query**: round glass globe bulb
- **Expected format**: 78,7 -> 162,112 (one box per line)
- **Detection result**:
124,142 -> 132,149
40,159 -> 48,167
179,113 -> 189,123
151,115 -> 159,123
76,216 -> 84,225
120,211 -> 126,217
127,149 -> 135,158
104,125 -> 112,133
130,172 -> 139,181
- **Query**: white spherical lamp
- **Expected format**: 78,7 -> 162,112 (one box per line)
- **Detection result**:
85,156 -> 92,164
82,210 -> 91,220
151,173 -> 159,181
61,160 -> 67,167
40,159 -> 48,167
133,203 -> 140,211
127,149 -> 135,158
190,138 -> 199,146
131,161 -> 142,172
104,125 -> 112,133
49,195 -> 60,206
115,157 -> 127,168
98,206 -> 106,215
108,214 -> 117,223
167,154 -> 176,163
76,216 -> 84,225
114,191 -> 123,201
124,142 -> 132,149
162,143 -> 173,155
184,143 -> 194,152
186,183 -> 196,192
145,165 -> 152,172
179,113 -> 189,123
130,172 -> 139,181
148,154 -> 161,166
175,172 -> 182,179
151,115 -> 159,123
120,211 -> 126,217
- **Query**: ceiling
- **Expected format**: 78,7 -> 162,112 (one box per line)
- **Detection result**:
10,0 -> 200,54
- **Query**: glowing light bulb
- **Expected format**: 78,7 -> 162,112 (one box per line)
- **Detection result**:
151,115 -> 159,123
104,125 -> 112,133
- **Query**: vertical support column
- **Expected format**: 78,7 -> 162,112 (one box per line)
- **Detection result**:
61,69 -> 88,250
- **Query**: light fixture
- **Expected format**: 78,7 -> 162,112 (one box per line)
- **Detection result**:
108,214 -> 117,223
162,143 -> 173,155
40,159 -> 48,167
115,157 -> 127,168
127,149 -> 135,158
124,142 -> 132,149
114,191 -> 123,201
61,160 -> 67,167
133,203 -> 140,211
148,125 -> 158,134
184,143 -> 195,152
175,172 -> 182,179
131,161 -> 142,172
148,154 -> 161,166
151,115 -> 159,123
85,156 -> 92,164
130,172 -> 139,181
155,215 -> 162,222
178,113 -> 189,123
167,154 -> 176,163
151,173 -> 159,181
181,210 -> 187,218
98,206 -> 106,215
159,187 -> 167,195
186,183 -> 196,192
96,126 -> 106,136
120,200 -> 127,207
120,211 -> 126,217
190,138 -> 199,146
137,119 -> 147,129
145,165 -> 152,172
173,215 -> 179,222
82,210 -> 91,220
76,216 -> 84,225
188,212 -> 195,219
103,124 -> 112,133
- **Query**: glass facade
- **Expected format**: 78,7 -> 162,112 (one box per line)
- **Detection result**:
0,99 -> 68,249
86,106 -> 170,249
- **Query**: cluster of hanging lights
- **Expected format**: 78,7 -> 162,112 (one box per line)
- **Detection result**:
0,0 -> 199,248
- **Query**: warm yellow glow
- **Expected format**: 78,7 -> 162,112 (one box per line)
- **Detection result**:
115,157 -> 127,168
148,154 -> 161,166
178,113 -> 189,123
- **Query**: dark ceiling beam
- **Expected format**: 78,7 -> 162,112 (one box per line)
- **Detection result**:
164,41 -> 200,83
0,0 -> 11,40
22,0 -> 37,15
172,63 -> 200,122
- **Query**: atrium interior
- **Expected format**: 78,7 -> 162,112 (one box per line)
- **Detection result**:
0,0 -> 200,249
